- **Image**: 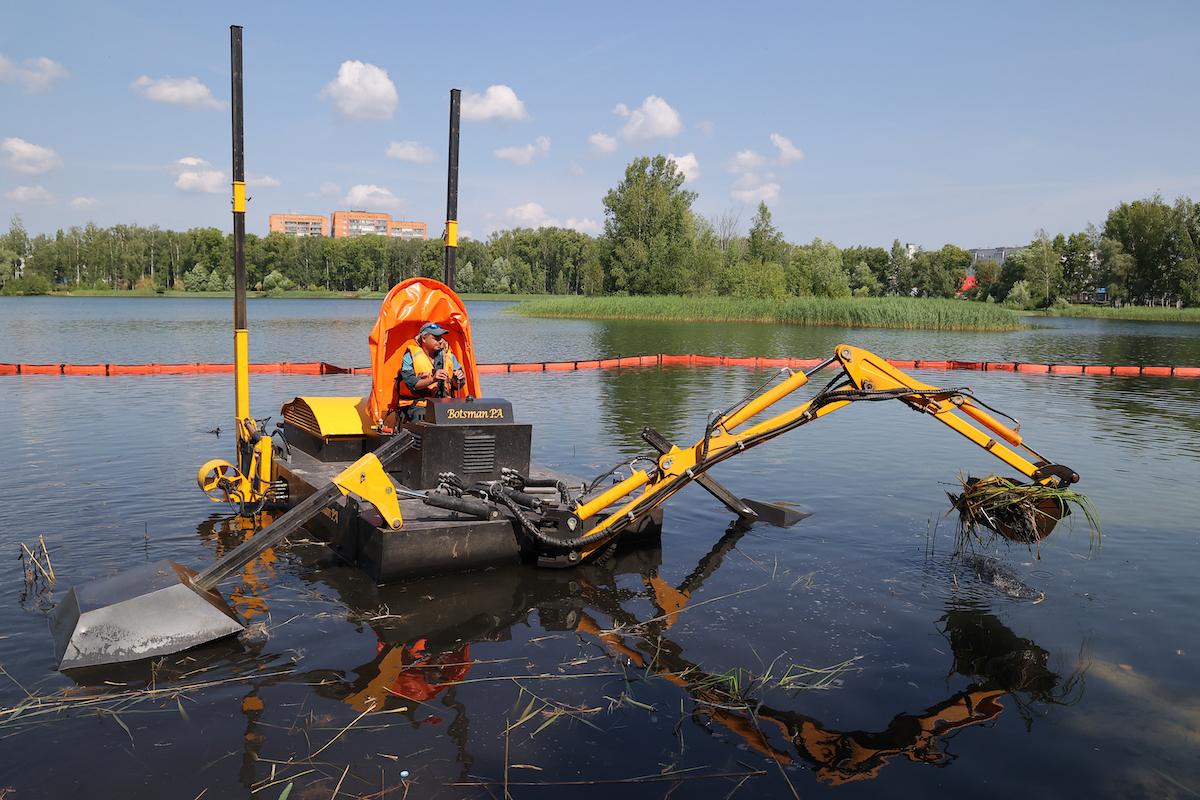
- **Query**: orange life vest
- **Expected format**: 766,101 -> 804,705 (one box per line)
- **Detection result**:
396,339 -> 459,399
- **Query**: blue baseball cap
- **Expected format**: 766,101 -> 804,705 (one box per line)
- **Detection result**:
419,322 -> 448,337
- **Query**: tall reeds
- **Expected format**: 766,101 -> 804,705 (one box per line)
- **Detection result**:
509,296 -> 1026,331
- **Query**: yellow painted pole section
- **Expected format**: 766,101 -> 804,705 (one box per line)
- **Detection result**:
234,328 -> 250,424
445,219 -> 458,248
232,181 -> 246,213
575,470 -> 650,521
718,369 -> 810,433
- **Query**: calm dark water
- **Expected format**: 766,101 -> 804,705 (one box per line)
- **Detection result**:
1,298 -> 1199,799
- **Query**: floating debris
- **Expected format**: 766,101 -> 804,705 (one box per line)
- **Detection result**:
948,474 -> 1100,553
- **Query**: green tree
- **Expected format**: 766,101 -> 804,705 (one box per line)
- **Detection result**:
1104,193 -> 1177,301
602,155 -> 697,295
745,202 -> 787,265
849,261 -> 880,296
420,238 -> 445,279
1059,231 -> 1094,296
1095,238 -> 1134,302
912,245 -> 970,298
887,239 -> 914,295
1024,229 -> 1062,305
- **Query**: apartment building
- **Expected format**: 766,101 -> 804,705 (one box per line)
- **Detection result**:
389,221 -> 427,241
268,214 -> 328,237
330,211 -> 393,239
269,211 -> 428,240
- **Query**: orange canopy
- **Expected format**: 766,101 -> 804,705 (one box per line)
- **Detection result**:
366,277 -> 482,426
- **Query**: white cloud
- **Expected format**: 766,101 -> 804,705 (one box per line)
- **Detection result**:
71,197 -> 99,209
247,173 -> 280,187
696,121 -> 714,139
170,157 -> 226,193
5,185 -> 54,204
565,217 -> 601,234
731,173 -> 780,205
343,183 -> 402,210
307,182 -> 341,198
570,161 -> 587,177
2,138 -> 63,175
130,76 -> 224,110
319,61 -> 398,122
0,53 -> 69,94
667,152 -> 700,183
724,149 -> 766,174
495,136 -> 549,165
506,202 -> 559,229
462,85 -> 529,122
771,133 -> 803,164
615,95 -> 682,141
386,140 -> 437,163
588,132 -> 619,155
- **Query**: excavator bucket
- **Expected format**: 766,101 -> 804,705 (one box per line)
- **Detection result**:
48,560 -> 243,671
48,432 -> 414,671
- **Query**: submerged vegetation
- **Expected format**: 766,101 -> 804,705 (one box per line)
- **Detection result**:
948,474 -> 1100,555
510,295 -> 1026,331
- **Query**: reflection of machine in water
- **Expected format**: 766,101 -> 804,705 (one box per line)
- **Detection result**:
57,514 -> 1087,790
305,523 -> 1087,785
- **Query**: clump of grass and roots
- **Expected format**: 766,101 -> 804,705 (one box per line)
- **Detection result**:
947,474 -> 1100,556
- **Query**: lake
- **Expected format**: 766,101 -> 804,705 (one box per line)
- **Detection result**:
1,296 -> 1199,799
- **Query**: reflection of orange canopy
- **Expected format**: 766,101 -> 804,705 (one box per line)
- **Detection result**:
366,278 -> 481,426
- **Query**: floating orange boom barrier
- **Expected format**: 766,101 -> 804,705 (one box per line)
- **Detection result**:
2,357 -> 1199,378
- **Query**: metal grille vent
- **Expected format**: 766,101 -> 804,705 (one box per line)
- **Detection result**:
283,400 -> 319,436
462,434 -> 496,473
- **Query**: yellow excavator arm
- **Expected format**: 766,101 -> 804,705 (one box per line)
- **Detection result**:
571,345 -> 1079,557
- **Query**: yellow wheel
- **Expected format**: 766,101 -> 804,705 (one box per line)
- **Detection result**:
197,459 -> 244,502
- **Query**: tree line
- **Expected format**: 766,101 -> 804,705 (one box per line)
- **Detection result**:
2,156 -> 1197,306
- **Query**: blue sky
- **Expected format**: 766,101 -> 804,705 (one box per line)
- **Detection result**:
2,1 -> 1198,250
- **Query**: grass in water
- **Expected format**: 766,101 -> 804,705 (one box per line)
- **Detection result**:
948,474 -> 1100,556
1037,305 -> 1200,323
509,295 -> 1026,331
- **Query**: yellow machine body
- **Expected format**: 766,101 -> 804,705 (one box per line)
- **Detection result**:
282,396 -> 372,438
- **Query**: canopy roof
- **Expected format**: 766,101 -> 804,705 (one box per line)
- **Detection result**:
366,278 -> 481,426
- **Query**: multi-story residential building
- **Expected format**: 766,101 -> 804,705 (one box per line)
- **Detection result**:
330,211 -> 393,239
269,212 -> 428,241
968,246 -> 1025,266
389,221 -> 427,241
268,214 -> 328,237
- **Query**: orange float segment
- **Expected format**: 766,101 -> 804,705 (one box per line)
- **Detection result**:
63,364 -> 107,375
1142,366 -> 1172,376
1050,365 -> 1083,374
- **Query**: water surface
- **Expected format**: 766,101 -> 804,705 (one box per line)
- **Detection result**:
1,298 -> 1198,798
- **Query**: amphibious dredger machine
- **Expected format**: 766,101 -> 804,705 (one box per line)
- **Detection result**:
194,275 -> 1081,587
49,274 -> 1082,669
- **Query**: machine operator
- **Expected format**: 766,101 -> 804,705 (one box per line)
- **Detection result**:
398,322 -> 466,399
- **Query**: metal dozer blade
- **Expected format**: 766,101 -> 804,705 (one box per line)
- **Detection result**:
49,432 -> 414,671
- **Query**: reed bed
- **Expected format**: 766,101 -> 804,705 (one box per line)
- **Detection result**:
1038,305 -> 1200,322
509,295 -> 1026,331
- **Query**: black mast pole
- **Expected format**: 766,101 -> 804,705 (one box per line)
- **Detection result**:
230,25 -> 250,441
443,88 -> 460,289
